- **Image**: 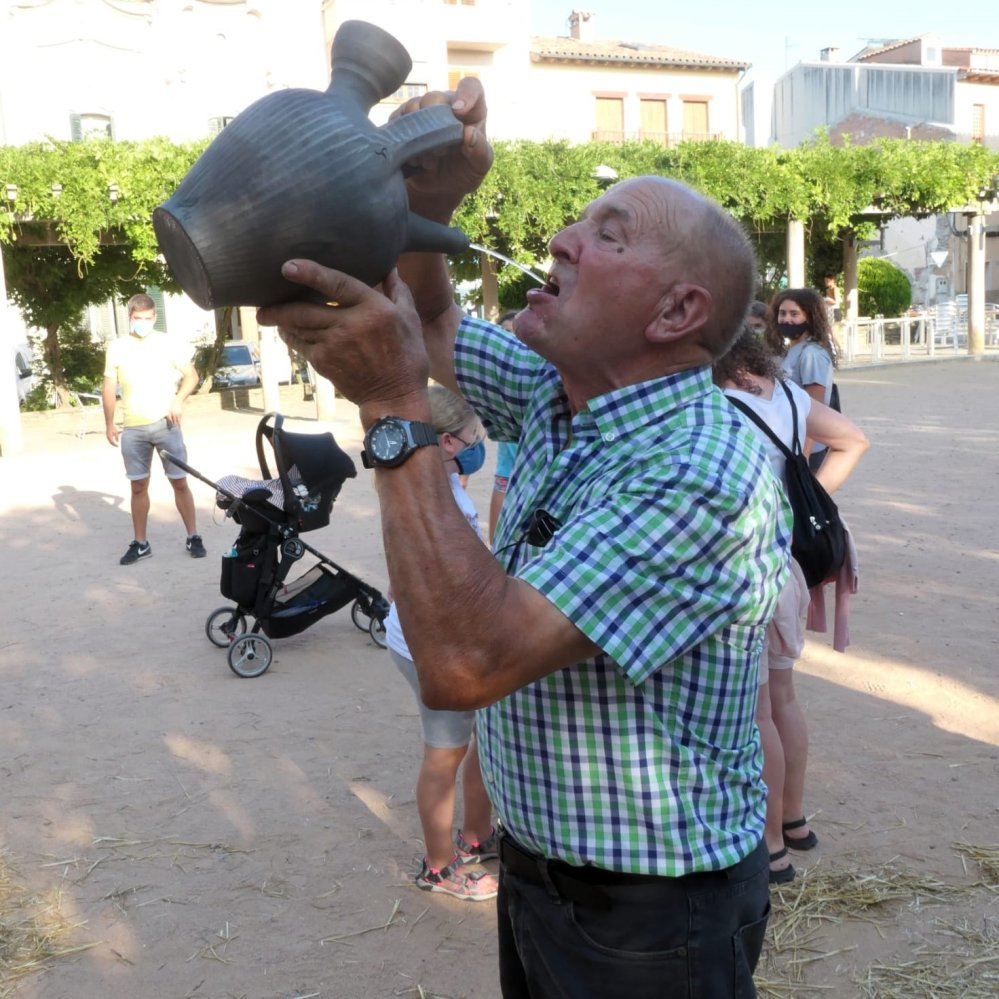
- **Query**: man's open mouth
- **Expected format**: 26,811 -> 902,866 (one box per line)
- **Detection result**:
541,275 -> 560,296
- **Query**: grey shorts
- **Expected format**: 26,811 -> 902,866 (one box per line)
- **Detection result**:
389,649 -> 477,749
120,420 -> 188,480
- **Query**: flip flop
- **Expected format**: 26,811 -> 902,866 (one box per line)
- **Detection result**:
782,817 -> 818,851
769,847 -> 795,885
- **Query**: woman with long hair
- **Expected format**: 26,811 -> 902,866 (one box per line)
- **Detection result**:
766,288 -> 838,470
715,328 -> 868,883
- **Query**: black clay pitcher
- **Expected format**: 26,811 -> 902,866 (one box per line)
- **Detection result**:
152,20 -> 470,309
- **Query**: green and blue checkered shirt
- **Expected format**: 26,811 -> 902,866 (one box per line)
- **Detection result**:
456,317 -> 791,876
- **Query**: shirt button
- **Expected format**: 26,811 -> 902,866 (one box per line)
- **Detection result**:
604,431 -> 617,442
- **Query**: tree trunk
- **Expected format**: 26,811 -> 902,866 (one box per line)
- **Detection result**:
201,306 -> 234,392
45,323 -> 72,408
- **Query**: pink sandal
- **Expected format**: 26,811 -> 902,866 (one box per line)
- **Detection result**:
415,856 -> 498,901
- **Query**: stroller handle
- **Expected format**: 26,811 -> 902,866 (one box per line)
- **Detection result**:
160,449 -> 238,500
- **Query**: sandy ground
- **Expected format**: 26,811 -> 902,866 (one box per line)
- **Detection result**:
1,361 -> 998,999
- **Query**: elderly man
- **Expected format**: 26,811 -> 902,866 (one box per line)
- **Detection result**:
260,80 -> 789,999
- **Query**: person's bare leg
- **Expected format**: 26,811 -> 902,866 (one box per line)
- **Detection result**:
130,478 -> 151,541
756,683 -> 791,875
417,744 -> 468,870
169,476 -> 197,536
769,667 -> 812,840
458,734 -> 493,845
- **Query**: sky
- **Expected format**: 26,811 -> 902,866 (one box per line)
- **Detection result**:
531,1 -> 996,83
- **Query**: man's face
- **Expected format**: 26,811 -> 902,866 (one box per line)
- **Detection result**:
516,179 -> 679,374
129,308 -> 156,338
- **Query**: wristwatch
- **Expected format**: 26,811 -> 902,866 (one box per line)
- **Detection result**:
361,417 -> 438,469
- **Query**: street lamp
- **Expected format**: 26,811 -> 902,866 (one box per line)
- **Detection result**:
51,182 -> 63,198
108,182 -> 119,204
4,182 -> 16,205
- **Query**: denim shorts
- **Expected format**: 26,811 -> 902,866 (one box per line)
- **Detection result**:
120,419 -> 188,480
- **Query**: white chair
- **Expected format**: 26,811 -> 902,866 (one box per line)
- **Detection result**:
74,392 -> 103,439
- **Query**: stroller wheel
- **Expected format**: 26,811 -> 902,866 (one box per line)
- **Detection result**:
368,614 -> 388,649
206,606 -> 248,648
228,634 -> 273,678
350,599 -> 371,633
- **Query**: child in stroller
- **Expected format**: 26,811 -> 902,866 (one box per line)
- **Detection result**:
165,413 -> 389,677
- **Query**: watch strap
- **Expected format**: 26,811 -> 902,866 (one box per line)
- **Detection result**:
361,418 -> 438,469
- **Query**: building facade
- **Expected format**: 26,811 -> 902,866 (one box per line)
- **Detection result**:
768,34 -> 999,308
1,1 -> 750,349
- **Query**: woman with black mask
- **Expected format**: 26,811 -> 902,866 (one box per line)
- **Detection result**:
766,288 -> 838,471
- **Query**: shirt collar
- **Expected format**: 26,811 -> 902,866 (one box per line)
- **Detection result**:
570,366 -> 715,440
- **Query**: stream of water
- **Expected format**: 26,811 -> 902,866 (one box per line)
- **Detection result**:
469,243 -> 546,286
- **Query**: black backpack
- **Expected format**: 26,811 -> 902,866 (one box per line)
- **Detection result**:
728,381 -> 847,588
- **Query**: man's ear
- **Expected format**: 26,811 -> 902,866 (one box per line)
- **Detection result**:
646,283 -> 713,343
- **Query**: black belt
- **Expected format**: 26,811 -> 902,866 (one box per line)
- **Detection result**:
498,829 -> 767,911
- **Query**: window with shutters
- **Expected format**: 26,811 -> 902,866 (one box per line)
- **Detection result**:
384,82 -> 429,105
448,69 -> 479,91
208,115 -> 236,136
681,99 -> 710,141
972,104 -> 985,145
639,98 -> 668,145
70,113 -> 114,141
593,96 -> 624,144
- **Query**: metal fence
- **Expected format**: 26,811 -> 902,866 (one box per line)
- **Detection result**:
839,303 -> 999,367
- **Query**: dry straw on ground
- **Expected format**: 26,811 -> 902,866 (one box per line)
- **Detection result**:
0,850 -> 97,998
758,850 -> 999,998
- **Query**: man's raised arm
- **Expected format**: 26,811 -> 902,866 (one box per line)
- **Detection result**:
393,78 -> 492,391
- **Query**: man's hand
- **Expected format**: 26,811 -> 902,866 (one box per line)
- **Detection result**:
257,262 -> 431,415
106,424 -> 120,447
393,77 -> 492,223
167,399 -> 185,425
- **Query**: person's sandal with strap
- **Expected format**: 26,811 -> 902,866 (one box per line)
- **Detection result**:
769,847 -> 796,885
782,817 -> 818,851
415,857 -> 498,901
455,827 -> 498,865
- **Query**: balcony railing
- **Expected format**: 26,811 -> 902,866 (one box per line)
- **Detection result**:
839,304 -> 999,366
591,130 -> 723,145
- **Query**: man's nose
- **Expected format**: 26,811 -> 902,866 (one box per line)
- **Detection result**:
548,222 -> 579,260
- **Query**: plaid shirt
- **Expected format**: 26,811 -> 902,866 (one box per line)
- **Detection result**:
456,317 -> 791,876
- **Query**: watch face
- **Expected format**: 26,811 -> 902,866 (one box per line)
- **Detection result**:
369,419 -> 409,462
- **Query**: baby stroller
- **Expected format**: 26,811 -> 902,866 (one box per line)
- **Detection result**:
164,413 -> 389,678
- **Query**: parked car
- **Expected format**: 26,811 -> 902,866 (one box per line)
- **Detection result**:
212,341 -> 261,390
12,343 -> 36,405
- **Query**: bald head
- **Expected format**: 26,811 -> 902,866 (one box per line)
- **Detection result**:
606,176 -> 756,359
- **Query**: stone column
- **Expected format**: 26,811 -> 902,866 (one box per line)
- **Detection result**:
967,213 -> 986,357
786,219 -> 805,288
0,247 -> 23,457
481,255 -> 499,321
843,234 -> 859,324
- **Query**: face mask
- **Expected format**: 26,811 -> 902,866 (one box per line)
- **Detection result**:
130,318 -> 155,338
777,321 -> 809,340
454,440 -> 486,476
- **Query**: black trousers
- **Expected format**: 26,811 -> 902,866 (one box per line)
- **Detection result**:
496,831 -> 770,999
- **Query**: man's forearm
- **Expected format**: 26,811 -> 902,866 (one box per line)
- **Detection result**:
396,250 -> 463,393
101,381 -> 117,427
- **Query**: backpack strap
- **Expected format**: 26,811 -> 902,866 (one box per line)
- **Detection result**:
726,380 -> 802,460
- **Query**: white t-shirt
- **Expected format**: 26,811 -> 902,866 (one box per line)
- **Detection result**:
104,332 -> 192,427
725,379 -> 812,486
385,472 -> 483,660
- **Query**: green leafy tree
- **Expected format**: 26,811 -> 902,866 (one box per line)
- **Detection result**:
2,243 -> 161,406
857,257 -> 912,316
1,136 -> 204,406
